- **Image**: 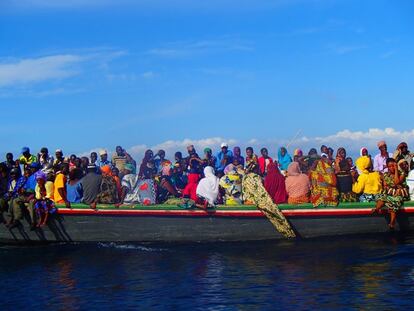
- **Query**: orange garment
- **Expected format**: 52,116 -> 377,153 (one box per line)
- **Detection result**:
54,173 -> 67,203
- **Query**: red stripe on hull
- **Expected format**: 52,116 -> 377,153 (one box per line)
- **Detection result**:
57,206 -> 414,218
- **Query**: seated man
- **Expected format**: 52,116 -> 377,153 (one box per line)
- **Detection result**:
18,147 -> 37,169
3,153 -> 21,175
38,147 -> 54,174
53,149 -> 65,169
54,163 -> 71,209
98,150 -> 112,168
112,146 -> 136,176
80,164 -> 103,209
2,168 -> 28,228
215,143 -> 233,177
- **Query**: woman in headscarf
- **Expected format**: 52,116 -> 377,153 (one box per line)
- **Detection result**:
336,159 -> 358,202
138,150 -> 157,179
264,162 -> 288,204
196,166 -> 219,209
285,162 -> 310,204
220,164 -> 243,205
393,142 -> 414,170
29,171 -> 55,228
277,147 -> 292,172
352,155 -> 382,202
374,158 -> 409,229
309,157 -> 338,207
334,147 -> 346,174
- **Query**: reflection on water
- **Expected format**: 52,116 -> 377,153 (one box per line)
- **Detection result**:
2,234 -> 414,309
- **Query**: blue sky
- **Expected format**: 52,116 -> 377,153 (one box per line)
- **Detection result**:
1,0 -> 413,160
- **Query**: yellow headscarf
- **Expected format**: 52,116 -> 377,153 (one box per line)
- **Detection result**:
355,156 -> 371,174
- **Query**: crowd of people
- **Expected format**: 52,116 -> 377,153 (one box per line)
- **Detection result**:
0,141 -> 414,230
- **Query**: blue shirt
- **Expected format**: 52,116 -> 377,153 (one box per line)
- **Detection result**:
98,160 -> 112,168
215,150 -> 234,172
67,181 -> 83,203
23,174 -> 36,192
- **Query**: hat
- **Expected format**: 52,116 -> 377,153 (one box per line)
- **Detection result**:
21,147 -> 30,154
204,147 -> 212,154
221,142 -> 228,148
40,147 -> 48,153
321,153 -> 328,158
55,149 -> 63,153
377,141 -> 386,148
99,149 -> 107,156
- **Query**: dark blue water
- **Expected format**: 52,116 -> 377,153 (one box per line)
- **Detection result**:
2,234 -> 414,310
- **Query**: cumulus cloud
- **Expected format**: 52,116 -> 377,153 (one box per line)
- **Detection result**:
80,128 -> 414,163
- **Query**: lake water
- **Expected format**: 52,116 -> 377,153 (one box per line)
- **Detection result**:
1,234 -> 414,310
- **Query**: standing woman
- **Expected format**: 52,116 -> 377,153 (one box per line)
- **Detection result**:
334,147 -> 346,174
310,157 -> 338,207
277,147 -> 292,172
374,158 -> 409,229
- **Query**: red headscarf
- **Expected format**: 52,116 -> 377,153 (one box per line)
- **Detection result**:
264,162 -> 288,204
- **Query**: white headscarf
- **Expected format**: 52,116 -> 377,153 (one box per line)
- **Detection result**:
196,166 -> 219,205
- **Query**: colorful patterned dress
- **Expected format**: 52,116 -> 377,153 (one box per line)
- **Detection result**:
377,172 -> 409,212
310,160 -> 339,207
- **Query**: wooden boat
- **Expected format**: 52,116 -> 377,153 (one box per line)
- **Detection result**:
1,201 -> 414,244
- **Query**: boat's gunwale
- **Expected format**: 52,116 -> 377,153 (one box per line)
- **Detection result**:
56,205 -> 414,218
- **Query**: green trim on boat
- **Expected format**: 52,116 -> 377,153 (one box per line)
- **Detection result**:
55,201 -> 414,211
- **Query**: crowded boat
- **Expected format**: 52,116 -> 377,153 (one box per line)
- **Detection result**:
1,141 -> 413,231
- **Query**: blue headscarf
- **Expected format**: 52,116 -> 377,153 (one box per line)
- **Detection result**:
277,147 -> 292,171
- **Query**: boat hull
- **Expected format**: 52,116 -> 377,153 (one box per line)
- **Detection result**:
1,203 -> 414,244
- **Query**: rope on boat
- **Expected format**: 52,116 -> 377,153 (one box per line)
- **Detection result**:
242,173 -> 296,238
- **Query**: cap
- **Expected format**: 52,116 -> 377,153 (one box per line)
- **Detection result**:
321,153 -> 328,158
220,143 -> 228,148
55,149 -> 63,153
99,149 -> 107,156
21,147 -> 30,154
204,147 -> 212,154
40,147 -> 48,153
377,141 -> 386,148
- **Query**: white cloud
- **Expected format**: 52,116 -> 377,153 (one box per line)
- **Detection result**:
79,128 -> 414,164
0,55 -> 83,87
328,44 -> 367,55
147,38 -> 254,58
0,49 -> 127,95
